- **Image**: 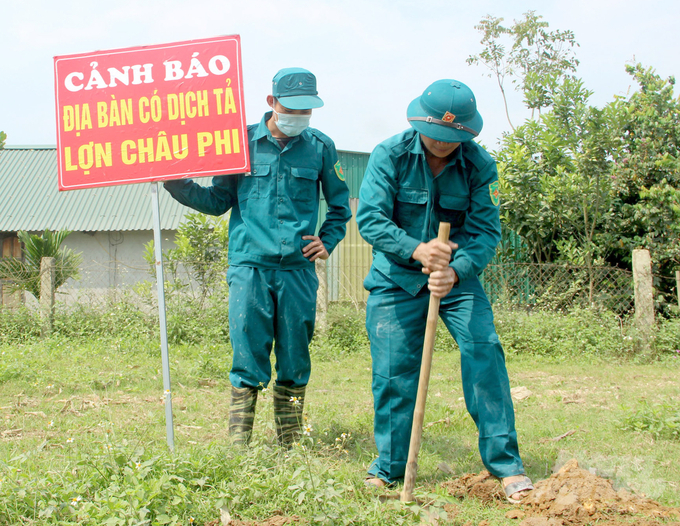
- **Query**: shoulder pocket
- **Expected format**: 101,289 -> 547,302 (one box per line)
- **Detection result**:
437,194 -> 469,228
249,164 -> 270,177
290,166 -> 318,202
397,187 -> 428,204
240,164 -> 270,201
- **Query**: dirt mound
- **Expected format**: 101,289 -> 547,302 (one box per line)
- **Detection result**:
206,514 -> 300,526
441,471 -> 506,504
442,459 -> 680,526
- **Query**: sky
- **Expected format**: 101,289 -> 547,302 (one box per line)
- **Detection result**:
2,0 -> 679,154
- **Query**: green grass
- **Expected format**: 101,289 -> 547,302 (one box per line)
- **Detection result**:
0,309 -> 679,525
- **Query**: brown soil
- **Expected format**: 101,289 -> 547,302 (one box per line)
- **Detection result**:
442,459 -> 680,526
205,514 -> 301,526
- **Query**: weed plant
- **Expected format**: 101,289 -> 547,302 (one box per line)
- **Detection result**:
0,302 -> 679,524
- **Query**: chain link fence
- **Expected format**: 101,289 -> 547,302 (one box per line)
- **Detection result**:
2,257 -> 652,318
480,263 -> 636,314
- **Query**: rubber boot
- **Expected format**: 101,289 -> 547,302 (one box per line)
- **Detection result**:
229,386 -> 258,446
273,385 -> 306,447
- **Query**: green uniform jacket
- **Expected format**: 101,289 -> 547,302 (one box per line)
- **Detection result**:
165,112 -> 352,269
357,129 -> 501,295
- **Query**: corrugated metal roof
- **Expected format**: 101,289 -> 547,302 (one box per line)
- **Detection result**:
0,146 -> 189,231
0,146 -> 369,232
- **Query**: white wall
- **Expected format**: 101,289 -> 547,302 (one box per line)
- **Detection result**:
59,230 -> 178,301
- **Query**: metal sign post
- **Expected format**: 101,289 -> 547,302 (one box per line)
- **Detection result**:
150,181 -> 175,451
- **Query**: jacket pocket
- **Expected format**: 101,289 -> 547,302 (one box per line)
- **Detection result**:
437,194 -> 469,227
239,164 -> 270,200
290,166 -> 319,202
395,187 -> 428,231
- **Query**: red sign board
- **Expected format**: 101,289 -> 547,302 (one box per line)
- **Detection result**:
54,35 -> 249,191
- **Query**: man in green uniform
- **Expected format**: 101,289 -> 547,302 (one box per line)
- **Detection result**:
356,79 -> 533,502
164,67 -> 351,446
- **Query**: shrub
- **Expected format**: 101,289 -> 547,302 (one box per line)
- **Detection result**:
620,400 -> 680,440
653,317 -> 680,357
494,305 -> 641,358
0,306 -> 41,343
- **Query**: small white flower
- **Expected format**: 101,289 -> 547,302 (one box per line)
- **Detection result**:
46,384 -> 54,389
71,496 -> 82,504
48,421 -> 54,428
66,437 -> 74,443
303,424 -> 313,436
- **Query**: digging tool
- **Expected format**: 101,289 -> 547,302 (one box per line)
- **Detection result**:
401,221 -> 451,502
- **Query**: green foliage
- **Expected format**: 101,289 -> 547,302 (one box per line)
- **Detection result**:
0,230 -> 82,300
314,304 -> 370,357
608,64 -> 680,307
653,317 -> 680,357
144,212 -> 229,305
471,12 -> 680,310
140,212 -> 231,345
0,306 -> 41,343
620,400 -> 680,440
467,11 -> 580,127
2,308 -> 680,523
0,131 -> 6,150
50,293 -> 156,342
497,77 -> 616,269
494,306 -> 644,359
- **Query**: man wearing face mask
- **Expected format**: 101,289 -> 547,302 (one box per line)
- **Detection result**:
164,67 -> 351,447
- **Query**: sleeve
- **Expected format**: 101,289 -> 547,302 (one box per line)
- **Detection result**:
356,144 -> 422,264
317,139 -> 352,255
163,175 -> 237,217
450,158 -> 502,283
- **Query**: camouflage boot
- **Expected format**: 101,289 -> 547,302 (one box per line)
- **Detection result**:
229,386 -> 258,446
273,385 -> 306,447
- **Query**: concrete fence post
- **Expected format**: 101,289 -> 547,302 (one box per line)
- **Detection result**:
315,258 -> 328,334
632,249 -> 654,340
40,257 -> 56,337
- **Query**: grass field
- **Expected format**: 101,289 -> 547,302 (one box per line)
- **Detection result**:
1,309 -> 679,525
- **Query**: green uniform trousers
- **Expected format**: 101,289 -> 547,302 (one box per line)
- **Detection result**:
365,268 -> 524,483
227,265 -> 318,389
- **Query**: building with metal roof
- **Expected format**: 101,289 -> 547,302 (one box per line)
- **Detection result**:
0,146 -> 372,305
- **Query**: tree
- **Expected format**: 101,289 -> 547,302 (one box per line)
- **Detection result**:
0,230 -> 82,300
144,212 -> 229,305
497,78 -> 616,276
0,131 -> 6,150
467,11 -> 580,129
607,64 -> 680,308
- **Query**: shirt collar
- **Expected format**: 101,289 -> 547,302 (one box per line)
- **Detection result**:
253,111 -> 304,148
252,111 -> 275,141
407,131 -> 467,170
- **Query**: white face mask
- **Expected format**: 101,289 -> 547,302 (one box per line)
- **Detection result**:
273,109 -> 311,137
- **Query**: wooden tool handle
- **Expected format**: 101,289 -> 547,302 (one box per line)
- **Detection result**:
401,222 -> 451,502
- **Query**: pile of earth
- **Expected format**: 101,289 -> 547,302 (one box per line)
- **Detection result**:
442,458 -> 680,526
206,513 -> 300,526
